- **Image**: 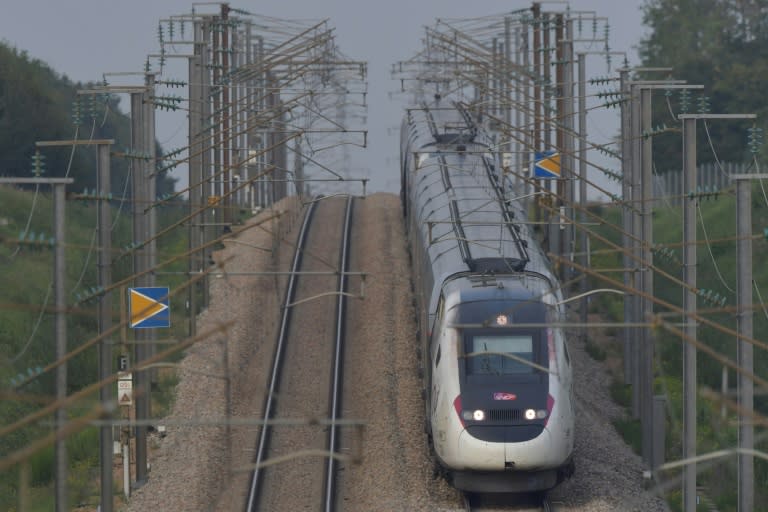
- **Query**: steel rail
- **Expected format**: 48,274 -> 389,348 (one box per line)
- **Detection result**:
323,196 -> 354,511
245,200 -> 317,511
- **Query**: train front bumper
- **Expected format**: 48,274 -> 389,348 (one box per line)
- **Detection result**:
455,425 -> 557,470
444,426 -> 569,492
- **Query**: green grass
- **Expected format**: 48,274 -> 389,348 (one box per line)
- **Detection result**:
0,185 -> 195,509
612,417 -> 642,456
584,339 -> 607,361
609,380 -> 632,408
588,187 -> 768,510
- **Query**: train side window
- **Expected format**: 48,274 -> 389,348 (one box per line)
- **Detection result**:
431,293 -> 445,340
436,293 -> 445,318
432,293 -> 445,368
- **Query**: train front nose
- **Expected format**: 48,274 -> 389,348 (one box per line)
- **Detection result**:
503,426 -> 552,469
456,425 -> 552,470
456,428 -> 505,470
452,426 -> 559,493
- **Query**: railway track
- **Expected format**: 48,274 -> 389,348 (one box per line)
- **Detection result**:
463,492 -> 554,512
245,196 -> 354,512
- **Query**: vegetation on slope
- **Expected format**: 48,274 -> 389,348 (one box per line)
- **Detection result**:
0,42 -> 188,510
589,189 -> 768,510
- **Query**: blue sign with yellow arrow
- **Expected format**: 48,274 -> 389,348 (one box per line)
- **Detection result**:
532,150 -> 561,179
129,287 -> 170,329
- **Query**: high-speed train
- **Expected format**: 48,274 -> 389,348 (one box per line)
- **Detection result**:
400,100 -> 575,493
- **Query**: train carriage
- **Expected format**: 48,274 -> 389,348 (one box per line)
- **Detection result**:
401,100 -> 575,493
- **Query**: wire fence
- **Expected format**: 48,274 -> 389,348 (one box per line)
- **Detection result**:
655,161 -> 749,207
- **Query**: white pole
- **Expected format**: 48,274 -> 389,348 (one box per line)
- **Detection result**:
123,442 -> 131,499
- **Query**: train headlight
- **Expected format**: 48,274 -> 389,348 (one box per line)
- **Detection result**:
524,409 -> 548,420
462,409 -> 486,421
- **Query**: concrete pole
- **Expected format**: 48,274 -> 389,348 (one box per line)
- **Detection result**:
492,37 -> 498,117
201,19 -> 212,308
212,14 -> 221,208
522,24 -> 530,199
211,15 -> 222,269
245,23 -> 255,210
235,24 -> 245,209
665,111 -> 751,503
18,167 -> 94,510
145,75 -> 156,281
54,182 -> 68,512
232,20 -> 241,210
144,73 -> 157,391
130,90 -> 149,485
543,14 -> 551,151
532,3 -> 542,223
736,176 -> 754,512
276,89 -> 288,200
188,21 -> 203,337
256,36 -> 266,208
542,13 -> 552,247
514,25 -> 522,193
562,18 -> 575,282
681,117 -> 697,512
578,52 -> 588,341
552,14 -> 563,270
221,3 -> 232,226
640,86 -> 655,471
267,75 -> 287,202
266,75 -> 275,205
294,137 -> 304,196
504,17 -> 512,170
97,142 -> 114,512
620,69 -> 633,387
627,80 -> 694,411
630,83 -> 642,419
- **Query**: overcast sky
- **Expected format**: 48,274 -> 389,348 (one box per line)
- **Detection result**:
0,0 -> 648,196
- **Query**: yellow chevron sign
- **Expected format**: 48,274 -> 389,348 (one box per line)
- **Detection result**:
129,287 -> 170,328
533,151 -> 561,179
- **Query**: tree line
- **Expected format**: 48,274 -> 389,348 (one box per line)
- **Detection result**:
639,0 -> 768,171
0,42 -> 176,195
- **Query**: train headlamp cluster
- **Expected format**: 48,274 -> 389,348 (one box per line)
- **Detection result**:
462,409 -> 486,421
461,408 -> 548,421
525,408 -> 548,420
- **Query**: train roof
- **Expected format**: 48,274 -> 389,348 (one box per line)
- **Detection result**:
403,102 -> 563,312
405,101 -> 491,148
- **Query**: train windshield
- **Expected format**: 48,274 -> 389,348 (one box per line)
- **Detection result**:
466,333 -> 536,375
451,298 -> 549,379
467,335 -> 533,375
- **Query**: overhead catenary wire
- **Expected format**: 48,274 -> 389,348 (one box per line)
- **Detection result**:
396,14 -> 761,322
0,11 -> 375,512
4,3 -> 368,404
696,202 -> 735,294
5,5 -> 765,511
